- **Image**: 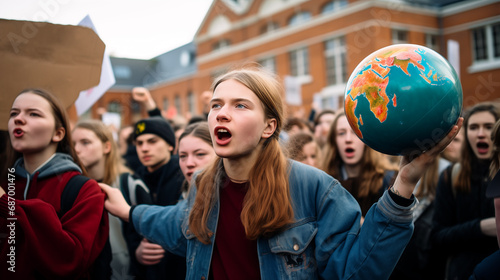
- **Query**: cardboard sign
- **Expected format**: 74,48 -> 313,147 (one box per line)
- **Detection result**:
0,19 -> 105,130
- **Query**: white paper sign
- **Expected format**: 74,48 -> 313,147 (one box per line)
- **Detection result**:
284,76 -> 302,106
101,112 -> 121,141
447,40 -> 460,78
75,15 -> 116,116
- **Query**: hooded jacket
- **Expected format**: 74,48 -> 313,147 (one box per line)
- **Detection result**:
0,153 -> 109,279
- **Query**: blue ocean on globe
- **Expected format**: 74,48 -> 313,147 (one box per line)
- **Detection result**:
344,44 -> 463,156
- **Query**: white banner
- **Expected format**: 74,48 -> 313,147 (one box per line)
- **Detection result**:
75,15 -> 116,116
447,40 -> 460,78
284,76 -> 302,106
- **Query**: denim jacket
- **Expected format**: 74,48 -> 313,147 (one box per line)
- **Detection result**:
131,161 -> 416,279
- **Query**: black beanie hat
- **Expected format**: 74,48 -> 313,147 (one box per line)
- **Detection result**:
133,117 -> 176,149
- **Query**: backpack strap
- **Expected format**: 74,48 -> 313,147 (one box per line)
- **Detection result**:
59,174 -> 90,219
59,174 -> 111,278
119,173 -> 132,205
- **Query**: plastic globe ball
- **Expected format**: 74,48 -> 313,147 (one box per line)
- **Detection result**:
344,44 -> 462,156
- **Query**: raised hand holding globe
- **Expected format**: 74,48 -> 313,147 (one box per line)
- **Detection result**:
344,44 -> 463,156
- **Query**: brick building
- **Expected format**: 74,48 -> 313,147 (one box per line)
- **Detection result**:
83,0 -> 500,127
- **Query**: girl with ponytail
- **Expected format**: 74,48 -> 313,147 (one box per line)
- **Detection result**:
99,67 -> 463,279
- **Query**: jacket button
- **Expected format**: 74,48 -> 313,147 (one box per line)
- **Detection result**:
293,244 -> 299,251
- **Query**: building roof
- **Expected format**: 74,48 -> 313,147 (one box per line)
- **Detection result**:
110,42 -> 197,90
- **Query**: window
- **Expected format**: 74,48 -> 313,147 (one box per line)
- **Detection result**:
426,34 -> 439,52
392,29 -> 408,44
472,22 -> 500,62
288,11 -> 311,26
131,100 -> 141,114
175,95 -> 182,114
163,97 -> 169,111
187,91 -> 196,114
107,101 -> 122,114
474,27 -> 487,61
113,65 -> 131,79
324,37 -> 347,86
213,39 -> 231,51
321,0 -> 348,14
221,0 -> 252,14
260,21 -> 279,34
258,57 -> 276,73
289,47 -> 309,76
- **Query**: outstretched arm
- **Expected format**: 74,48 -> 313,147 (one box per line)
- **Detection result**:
392,117 -> 464,198
99,183 -> 131,222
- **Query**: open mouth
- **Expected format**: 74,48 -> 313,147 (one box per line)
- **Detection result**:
217,128 -> 231,140
215,127 -> 232,145
477,142 -> 490,154
13,128 -> 24,137
345,148 -> 355,157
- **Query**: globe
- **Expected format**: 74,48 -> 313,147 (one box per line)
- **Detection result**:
344,44 -> 463,156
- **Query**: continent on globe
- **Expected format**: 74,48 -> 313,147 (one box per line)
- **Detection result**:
344,44 -> 462,156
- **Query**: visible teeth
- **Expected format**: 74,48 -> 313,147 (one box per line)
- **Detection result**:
218,129 -> 228,133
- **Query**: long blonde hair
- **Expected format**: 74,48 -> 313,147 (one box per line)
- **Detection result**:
188,68 -> 294,244
73,120 -> 130,185
319,112 -> 398,197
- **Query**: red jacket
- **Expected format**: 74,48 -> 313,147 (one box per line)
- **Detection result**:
0,154 -> 109,279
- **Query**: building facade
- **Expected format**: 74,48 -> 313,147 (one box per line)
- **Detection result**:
86,0 -> 500,127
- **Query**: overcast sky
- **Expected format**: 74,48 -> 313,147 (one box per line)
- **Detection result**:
0,0 -> 214,59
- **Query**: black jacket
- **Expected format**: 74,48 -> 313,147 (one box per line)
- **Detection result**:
431,160 -> 497,280
123,155 -> 186,280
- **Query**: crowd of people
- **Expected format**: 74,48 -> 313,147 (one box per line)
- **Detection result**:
0,66 -> 499,279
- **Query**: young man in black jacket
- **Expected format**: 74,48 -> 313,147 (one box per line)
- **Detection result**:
123,115 -> 186,280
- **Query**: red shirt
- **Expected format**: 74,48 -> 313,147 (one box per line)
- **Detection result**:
210,178 -> 261,280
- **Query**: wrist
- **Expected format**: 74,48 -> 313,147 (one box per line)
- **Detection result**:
146,99 -> 156,111
391,176 -> 414,199
121,206 -> 131,222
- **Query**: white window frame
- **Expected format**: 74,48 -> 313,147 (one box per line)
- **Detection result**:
289,47 -> 310,81
188,91 -> 196,114
261,21 -> 279,34
213,39 -> 231,51
469,22 -> 500,73
321,0 -> 348,14
288,11 -> 311,26
258,56 -> 276,73
324,36 -> 347,86
175,95 -> 181,114
392,29 -> 408,44
425,34 -> 439,52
